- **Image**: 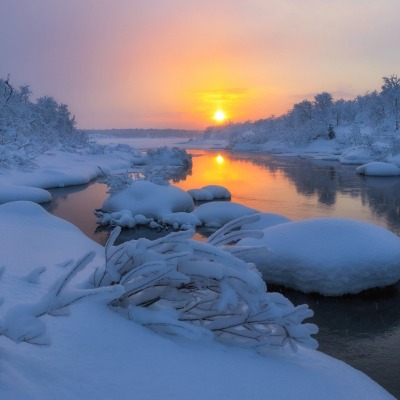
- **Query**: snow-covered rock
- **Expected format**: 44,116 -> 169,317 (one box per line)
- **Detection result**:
356,162 -> 400,176
193,202 -> 259,228
201,185 -> 231,199
187,188 -> 214,201
239,218 -> 400,296
161,212 -> 202,230
96,180 -> 195,227
188,185 -> 231,201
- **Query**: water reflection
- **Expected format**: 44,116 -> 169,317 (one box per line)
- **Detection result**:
272,283 -> 400,397
221,152 -> 400,235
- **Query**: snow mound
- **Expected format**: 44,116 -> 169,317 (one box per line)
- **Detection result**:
0,185 -> 52,204
96,180 -> 194,227
239,218 -> 400,296
201,185 -> 231,199
193,202 -> 259,228
188,185 -> 231,201
356,162 -> 400,176
187,188 -> 214,201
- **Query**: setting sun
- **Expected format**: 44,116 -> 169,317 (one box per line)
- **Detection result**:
216,154 -> 224,164
213,110 -> 227,123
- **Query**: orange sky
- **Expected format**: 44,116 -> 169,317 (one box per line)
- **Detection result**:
1,0 -> 399,129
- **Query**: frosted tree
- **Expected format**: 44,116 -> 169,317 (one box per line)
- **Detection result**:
0,75 -> 85,169
380,74 -> 400,132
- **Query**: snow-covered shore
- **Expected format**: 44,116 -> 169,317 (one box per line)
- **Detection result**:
0,150 -> 134,204
0,201 -> 395,400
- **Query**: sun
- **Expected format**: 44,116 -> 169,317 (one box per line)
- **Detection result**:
215,154 -> 224,164
213,109 -> 227,123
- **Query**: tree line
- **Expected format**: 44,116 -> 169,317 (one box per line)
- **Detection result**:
206,75 -> 400,151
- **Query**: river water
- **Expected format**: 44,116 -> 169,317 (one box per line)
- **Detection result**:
44,149 -> 400,397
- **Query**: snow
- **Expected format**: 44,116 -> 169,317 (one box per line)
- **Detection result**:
238,218 -> 400,296
188,185 -> 231,201
0,184 -> 52,204
201,185 -> 231,199
339,147 -> 378,165
240,212 -> 292,230
187,188 -> 214,201
0,150 -> 134,205
356,162 -> 400,176
96,180 -> 195,227
193,201 -> 259,228
0,201 -> 395,399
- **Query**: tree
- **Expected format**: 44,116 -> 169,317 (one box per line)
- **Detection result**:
381,74 -> 400,131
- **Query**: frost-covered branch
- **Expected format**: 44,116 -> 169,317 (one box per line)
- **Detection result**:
95,226 -> 318,352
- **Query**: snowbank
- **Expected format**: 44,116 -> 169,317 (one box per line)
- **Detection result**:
356,162 -> 400,176
0,150 -> 134,205
0,185 -> 52,204
0,202 -> 395,399
239,218 -> 400,296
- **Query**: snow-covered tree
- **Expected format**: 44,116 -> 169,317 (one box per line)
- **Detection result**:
380,74 -> 400,131
0,75 -> 85,169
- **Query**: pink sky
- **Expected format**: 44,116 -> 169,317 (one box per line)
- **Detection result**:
1,0 -> 399,129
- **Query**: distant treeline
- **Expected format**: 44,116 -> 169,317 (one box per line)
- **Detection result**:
86,128 -> 202,138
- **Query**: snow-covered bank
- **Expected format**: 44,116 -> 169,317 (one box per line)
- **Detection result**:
0,145 -> 194,205
0,150 -> 134,204
0,202 -> 394,400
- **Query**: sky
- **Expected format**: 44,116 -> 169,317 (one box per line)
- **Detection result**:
1,0 -> 399,130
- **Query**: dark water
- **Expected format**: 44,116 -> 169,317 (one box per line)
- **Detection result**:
44,150 -> 400,398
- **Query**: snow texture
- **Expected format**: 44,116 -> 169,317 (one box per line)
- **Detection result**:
239,218 -> 400,296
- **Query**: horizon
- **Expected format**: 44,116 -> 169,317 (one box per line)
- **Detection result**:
1,0 -> 399,130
